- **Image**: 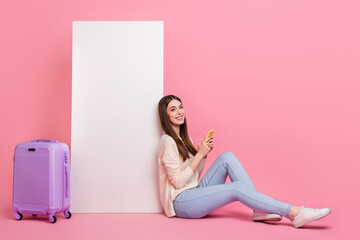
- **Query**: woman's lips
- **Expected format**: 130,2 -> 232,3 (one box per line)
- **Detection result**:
175,116 -> 183,120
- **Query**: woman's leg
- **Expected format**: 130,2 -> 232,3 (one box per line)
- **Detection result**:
173,180 -> 292,219
198,151 -> 256,190
173,151 -> 292,219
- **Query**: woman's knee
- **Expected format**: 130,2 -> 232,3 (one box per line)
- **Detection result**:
231,181 -> 256,199
218,151 -> 239,165
219,151 -> 236,159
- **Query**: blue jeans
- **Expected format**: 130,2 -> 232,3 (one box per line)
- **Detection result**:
173,151 -> 292,219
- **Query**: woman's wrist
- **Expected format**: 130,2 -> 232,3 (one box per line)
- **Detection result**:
189,153 -> 205,172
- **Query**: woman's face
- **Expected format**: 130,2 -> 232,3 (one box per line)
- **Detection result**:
167,99 -> 185,128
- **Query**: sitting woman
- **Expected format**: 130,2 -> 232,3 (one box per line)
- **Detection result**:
157,94 -> 331,228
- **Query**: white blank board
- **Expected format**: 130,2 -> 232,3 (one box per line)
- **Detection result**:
72,21 -> 163,213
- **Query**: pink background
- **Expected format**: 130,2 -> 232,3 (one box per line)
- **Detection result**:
1,0 -> 359,239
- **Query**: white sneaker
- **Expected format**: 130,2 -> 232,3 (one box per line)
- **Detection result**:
252,210 -> 282,221
290,206 -> 331,228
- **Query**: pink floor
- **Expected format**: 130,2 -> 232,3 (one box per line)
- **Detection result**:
2,200 -> 352,240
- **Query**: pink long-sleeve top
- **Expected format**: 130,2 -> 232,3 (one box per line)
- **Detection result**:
157,134 -> 206,217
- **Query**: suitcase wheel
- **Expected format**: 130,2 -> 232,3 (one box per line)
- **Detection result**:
49,215 -> 57,223
32,214 -> 37,217
64,210 -> 72,219
14,212 -> 23,221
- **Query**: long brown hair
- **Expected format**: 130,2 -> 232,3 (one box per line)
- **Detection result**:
158,95 -> 198,161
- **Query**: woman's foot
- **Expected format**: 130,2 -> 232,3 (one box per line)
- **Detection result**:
252,210 -> 282,221
290,206 -> 331,228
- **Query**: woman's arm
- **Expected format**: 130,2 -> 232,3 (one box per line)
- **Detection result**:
189,137 -> 206,173
189,153 -> 206,173
189,137 -> 212,172
196,156 -> 207,176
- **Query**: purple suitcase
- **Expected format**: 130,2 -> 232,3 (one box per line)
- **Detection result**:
12,139 -> 71,223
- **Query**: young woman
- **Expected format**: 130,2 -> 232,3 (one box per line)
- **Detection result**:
157,94 -> 331,228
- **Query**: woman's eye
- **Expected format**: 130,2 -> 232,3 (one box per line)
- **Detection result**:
170,106 -> 182,111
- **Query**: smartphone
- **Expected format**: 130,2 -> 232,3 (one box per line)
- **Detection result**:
205,130 -> 215,139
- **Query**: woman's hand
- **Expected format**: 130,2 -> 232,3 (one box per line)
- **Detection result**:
198,137 -> 214,158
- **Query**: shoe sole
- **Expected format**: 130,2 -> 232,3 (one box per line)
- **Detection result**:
253,216 -> 282,222
294,209 -> 331,228
253,217 -> 282,222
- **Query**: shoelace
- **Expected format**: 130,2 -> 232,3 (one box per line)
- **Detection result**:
302,206 -> 320,213
291,207 -> 319,221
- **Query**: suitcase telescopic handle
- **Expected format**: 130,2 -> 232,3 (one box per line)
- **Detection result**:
31,139 -> 59,143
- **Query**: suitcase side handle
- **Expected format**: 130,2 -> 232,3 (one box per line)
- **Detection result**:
31,139 -> 59,143
65,166 -> 70,198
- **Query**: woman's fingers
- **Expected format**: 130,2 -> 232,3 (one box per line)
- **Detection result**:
206,141 -> 214,150
199,137 -> 214,155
